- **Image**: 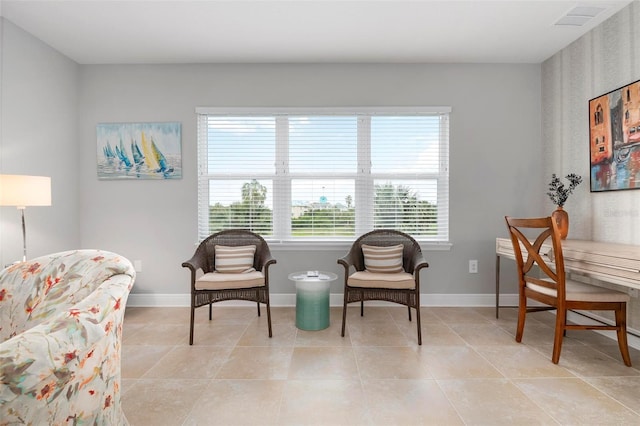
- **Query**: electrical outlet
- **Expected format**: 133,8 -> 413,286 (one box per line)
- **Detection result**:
629,288 -> 639,298
134,260 -> 142,272
469,259 -> 478,274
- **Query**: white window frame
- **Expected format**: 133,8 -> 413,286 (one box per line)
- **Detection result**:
196,107 -> 451,250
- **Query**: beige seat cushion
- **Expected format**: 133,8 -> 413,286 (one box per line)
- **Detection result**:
195,271 -> 265,290
348,270 -> 415,289
528,278 -> 630,303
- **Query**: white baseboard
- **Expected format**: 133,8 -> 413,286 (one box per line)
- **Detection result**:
128,293 -> 191,307
127,292 -> 520,308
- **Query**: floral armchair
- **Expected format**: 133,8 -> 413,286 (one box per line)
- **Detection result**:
0,250 -> 136,425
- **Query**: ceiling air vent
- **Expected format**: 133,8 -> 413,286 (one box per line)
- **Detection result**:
555,6 -> 606,26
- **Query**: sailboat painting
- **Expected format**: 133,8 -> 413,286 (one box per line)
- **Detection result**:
97,122 -> 182,180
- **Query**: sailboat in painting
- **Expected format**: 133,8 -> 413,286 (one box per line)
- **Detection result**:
151,137 -> 174,174
115,138 -> 133,169
103,141 -> 116,164
141,131 -> 174,176
141,131 -> 160,170
131,139 -> 145,166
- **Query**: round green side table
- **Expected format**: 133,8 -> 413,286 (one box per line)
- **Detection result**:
288,271 -> 337,331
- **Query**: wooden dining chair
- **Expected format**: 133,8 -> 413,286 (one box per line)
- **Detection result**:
505,216 -> 631,366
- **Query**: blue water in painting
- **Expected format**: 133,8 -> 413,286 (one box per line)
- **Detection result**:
591,145 -> 640,191
97,154 -> 182,180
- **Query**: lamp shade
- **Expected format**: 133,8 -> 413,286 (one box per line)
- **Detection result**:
0,174 -> 52,208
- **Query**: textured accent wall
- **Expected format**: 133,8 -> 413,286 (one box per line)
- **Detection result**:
542,2 -> 640,331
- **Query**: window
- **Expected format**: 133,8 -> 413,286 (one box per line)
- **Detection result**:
595,105 -> 603,125
197,107 -> 450,244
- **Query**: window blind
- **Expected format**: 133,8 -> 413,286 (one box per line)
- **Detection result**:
197,116 -> 275,239
196,107 -> 450,243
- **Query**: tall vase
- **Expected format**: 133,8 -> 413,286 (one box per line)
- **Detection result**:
552,206 -> 569,239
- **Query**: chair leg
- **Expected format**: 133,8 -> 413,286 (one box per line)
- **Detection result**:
515,295 -> 527,343
257,301 -> 261,317
415,293 -> 422,345
341,290 -> 349,337
360,299 -> 364,317
190,303 -> 196,346
209,303 -> 212,321
551,308 -> 566,364
408,306 -> 412,321
615,304 -> 632,367
266,298 -> 273,338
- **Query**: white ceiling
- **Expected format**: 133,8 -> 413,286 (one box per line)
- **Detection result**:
0,0 -> 633,65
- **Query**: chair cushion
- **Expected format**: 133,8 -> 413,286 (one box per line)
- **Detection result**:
348,270 -> 415,289
195,271 -> 265,290
361,244 -> 404,273
527,278 -> 630,303
214,245 -> 256,273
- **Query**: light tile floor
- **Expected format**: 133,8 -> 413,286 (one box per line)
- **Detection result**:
121,306 -> 640,425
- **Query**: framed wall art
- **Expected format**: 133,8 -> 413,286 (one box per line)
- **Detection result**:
589,79 -> 640,192
97,122 -> 182,180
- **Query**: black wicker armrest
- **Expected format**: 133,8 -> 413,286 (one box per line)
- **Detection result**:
410,251 -> 429,274
182,252 -> 207,273
337,249 -> 359,277
337,252 -> 356,268
259,254 -> 277,272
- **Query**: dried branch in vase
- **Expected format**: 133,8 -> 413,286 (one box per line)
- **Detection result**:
547,173 -> 582,207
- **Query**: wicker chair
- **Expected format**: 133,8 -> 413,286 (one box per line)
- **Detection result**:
182,229 -> 276,345
338,229 -> 429,344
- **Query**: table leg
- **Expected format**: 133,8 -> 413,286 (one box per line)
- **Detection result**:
495,254 -> 500,319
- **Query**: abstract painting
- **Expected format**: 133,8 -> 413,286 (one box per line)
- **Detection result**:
589,79 -> 640,192
97,122 -> 182,180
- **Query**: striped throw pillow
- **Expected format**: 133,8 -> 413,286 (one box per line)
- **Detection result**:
214,245 -> 256,273
362,244 -> 404,273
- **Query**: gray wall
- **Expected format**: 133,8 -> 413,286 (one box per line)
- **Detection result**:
0,19 -> 80,265
542,2 -> 640,328
0,5 -> 2,147
1,16 -> 544,303
78,63 -> 542,300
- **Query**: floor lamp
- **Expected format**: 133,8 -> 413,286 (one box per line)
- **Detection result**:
0,174 -> 52,262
